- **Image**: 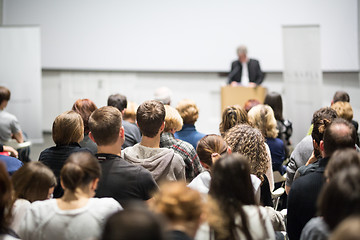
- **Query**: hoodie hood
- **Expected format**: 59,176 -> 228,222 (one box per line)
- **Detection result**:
122,143 -> 177,181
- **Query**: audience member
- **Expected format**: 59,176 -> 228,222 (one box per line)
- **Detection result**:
72,98 -> 98,154
205,154 -> 275,240
88,106 -> 158,207
154,86 -> 172,105
19,151 -> 121,240
160,105 -> 203,181
248,104 -> 286,175
285,107 -> 337,194
224,124 -> 274,207
0,86 -> 24,144
39,110 -> 90,198
108,93 -> 142,149
174,99 -> 205,149
243,99 -> 260,112
10,162 -> 56,233
0,144 -> 18,158
219,105 -> 250,137
331,90 -> 350,104
293,107 -> 337,180
102,204 -> 166,240
0,162 -> 18,239
301,167 -> 360,240
122,100 -> 185,183
123,101 -> 138,124
150,182 -> 203,240
264,92 -> 293,156
0,154 -> 22,175
287,118 -> 356,240
188,134 -> 261,203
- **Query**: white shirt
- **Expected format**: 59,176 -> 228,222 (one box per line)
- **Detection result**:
241,62 -> 250,86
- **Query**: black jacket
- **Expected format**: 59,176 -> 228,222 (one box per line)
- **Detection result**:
228,59 -> 264,85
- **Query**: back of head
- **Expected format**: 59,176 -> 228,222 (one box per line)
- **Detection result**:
330,216 -> 360,240
137,100 -> 165,138
196,134 -> 228,168
248,104 -> 278,138
107,93 -> 127,112
224,124 -> 269,181
311,107 -> 338,145
264,92 -> 283,121
176,99 -> 199,125
150,181 -> 202,225
123,101 -> 138,122
88,106 -> 122,146
219,105 -> 249,137
331,101 -> 353,122
52,110 -> 84,145
0,162 -> 13,230
325,149 -> 360,180
333,91 -> 350,103
72,99 -> 98,134
154,87 -> 172,105
319,167 -> 360,230
209,153 -> 255,205
12,162 -> 56,202
0,86 -> 10,105
323,118 -> 356,157
164,105 -> 183,132
243,99 -> 260,112
102,205 -> 166,240
61,151 -> 101,192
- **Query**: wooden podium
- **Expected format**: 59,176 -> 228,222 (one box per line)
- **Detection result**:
221,86 -> 267,112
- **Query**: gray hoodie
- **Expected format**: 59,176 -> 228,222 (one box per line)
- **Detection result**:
122,143 -> 185,183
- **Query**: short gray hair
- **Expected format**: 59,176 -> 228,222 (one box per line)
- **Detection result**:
237,45 -> 248,56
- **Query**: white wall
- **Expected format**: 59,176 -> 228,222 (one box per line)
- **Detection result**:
42,70 -> 360,146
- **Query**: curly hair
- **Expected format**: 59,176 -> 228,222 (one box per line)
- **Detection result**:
224,124 -> 269,182
248,104 -> 278,138
219,105 -> 249,137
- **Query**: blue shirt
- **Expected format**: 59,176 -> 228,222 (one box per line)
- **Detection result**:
0,155 -> 23,175
174,124 -> 205,150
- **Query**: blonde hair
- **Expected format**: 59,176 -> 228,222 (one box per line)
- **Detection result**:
219,105 -> 249,137
52,111 -> 84,145
176,99 -> 199,125
123,101 -> 138,123
224,124 -> 269,182
248,104 -> 278,138
150,181 -> 203,224
164,105 -> 183,132
331,101 -> 353,122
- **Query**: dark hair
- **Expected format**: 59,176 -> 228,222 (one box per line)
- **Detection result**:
333,91 -> 350,103
209,153 -> 255,240
12,162 -> 56,202
52,110 -> 84,145
136,100 -> 165,138
102,205 -> 165,240
323,118 -> 356,157
311,107 -> 338,125
311,111 -> 337,145
264,92 -> 283,121
108,94 -> 128,112
0,86 -> 10,105
61,151 -> 101,192
325,149 -> 360,180
219,105 -> 249,137
72,99 -> 98,134
0,162 -> 13,232
88,106 -> 122,146
196,135 -> 228,168
319,168 -> 360,230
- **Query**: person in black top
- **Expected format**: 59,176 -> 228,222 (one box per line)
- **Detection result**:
39,110 -> 90,198
88,106 -> 157,207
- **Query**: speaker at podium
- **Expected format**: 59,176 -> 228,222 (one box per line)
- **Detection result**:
221,86 -> 267,112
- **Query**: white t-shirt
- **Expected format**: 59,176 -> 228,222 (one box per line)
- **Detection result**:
18,198 -> 122,240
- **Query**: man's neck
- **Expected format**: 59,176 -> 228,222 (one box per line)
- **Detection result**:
141,135 -> 160,148
97,145 -> 121,156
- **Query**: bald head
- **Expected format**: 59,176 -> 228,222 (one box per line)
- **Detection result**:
323,118 -> 356,157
